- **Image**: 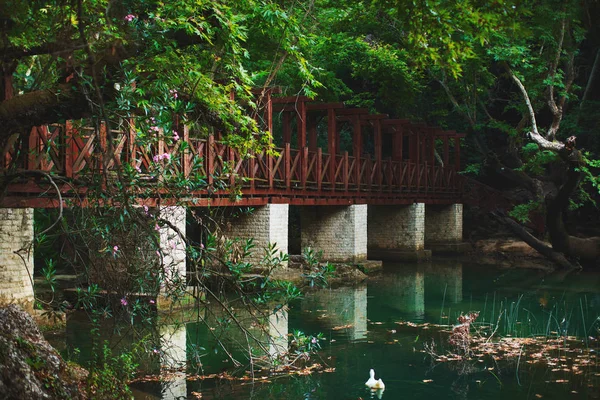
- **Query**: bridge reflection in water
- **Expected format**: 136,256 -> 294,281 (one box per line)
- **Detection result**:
62,261 -> 464,399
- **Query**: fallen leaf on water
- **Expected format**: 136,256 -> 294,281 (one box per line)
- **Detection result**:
332,324 -> 353,330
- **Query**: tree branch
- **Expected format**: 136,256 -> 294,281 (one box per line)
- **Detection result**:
507,66 -> 565,152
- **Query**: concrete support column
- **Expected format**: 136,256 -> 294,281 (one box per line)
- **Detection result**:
368,203 -> 429,260
159,206 -> 187,284
0,208 -> 35,308
425,204 -> 466,254
300,205 -> 367,263
224,204 -> 289,266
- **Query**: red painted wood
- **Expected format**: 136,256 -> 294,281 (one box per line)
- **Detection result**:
316,148 -> 322,191
327,108 -> 336,190
2,99 -> 468,207
352,115 -> 362,189
285,143 -> 291,189
371,120 -> 381,189
301,147 -> 308,188
296,100 -> 307,149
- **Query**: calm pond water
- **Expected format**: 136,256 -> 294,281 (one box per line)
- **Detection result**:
55,260 -> 600,399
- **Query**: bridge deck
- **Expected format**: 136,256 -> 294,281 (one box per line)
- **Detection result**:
1,95 -> 465,207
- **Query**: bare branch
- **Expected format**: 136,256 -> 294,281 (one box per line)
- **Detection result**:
507,66 -> 565,152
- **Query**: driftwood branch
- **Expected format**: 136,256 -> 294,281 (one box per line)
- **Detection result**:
491,212 -> 578,270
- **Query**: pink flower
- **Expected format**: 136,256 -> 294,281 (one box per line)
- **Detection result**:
169,89 -> 178,99
135,165 -> 141,173
200,243 -> 204,249
311,337 -> 317,344
143,205 -> 149,214
149,299 -> 155,304
153,349 -> 159,354
155,223 -> 160,231
124,14 -> 136,22
173,131 -> 180,141
153,153 -> 171,163
112,245 -> 119,254
120,297 -> 128,306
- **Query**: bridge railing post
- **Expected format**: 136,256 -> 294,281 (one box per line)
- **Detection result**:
285,143 -> 291,190
182,125 -> 190,178
207,134 -> 215,187
343,151 -> 349,192
301,146 -> 308,189
316,148 -> 322,191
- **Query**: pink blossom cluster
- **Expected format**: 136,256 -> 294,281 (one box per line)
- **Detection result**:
124,14 -> 136,22
153,153 -> 171,162
169,89 -> 178,99
172,131 -> 180,141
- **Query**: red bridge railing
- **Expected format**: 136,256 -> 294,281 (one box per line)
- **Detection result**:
2,93 -> 467,206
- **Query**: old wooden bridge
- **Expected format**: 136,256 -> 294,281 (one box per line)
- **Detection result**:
1,93 -> 465,208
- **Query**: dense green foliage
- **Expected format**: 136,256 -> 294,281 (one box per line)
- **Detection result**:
2,0 -> 600,394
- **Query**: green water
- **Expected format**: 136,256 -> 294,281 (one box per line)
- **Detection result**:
60,260 -> 600,399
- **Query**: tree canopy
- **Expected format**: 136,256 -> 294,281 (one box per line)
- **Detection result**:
2,0 -> 600,267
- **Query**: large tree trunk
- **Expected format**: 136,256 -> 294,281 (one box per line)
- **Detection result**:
546,147 -> 600,266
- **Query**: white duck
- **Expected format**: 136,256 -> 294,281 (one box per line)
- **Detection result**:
365,368 -> 385,390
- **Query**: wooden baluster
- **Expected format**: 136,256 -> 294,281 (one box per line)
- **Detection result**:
387,157 -> 394,192
301,146 -> 308,189
64,122 -> 73,178
316,148 -> 322,191
128,118 -> 136,169
365,153 -> 371,191
327,108 -> 336,191
285,143 -> 291,190
268,150 -> 274,189
183,125 -> 190,178
374,120 -> 382,189
207,134 -> 214,186
249,156 -> 255,191
27,126 -> 39,170
343,151 -> 349,192
229,147 -> 235,187
99,121 -> 108,173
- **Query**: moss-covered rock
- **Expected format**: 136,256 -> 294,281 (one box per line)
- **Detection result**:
0,305 -> 87,399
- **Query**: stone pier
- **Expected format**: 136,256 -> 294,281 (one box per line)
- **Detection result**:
0,208 -> 35,308
300,205 -> 367,263
223,204 -> 289,266
425,204 -> 467,254
367,203 -> 430,261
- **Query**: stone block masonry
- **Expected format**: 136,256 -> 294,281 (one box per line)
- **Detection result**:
0,208 -> 35,307
368,204 -> 425,251
425,204 -> 463,244
223,204 -> 289,267
300,205 -> 367,263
